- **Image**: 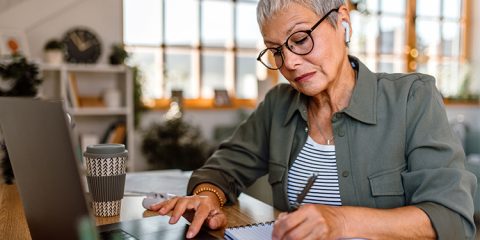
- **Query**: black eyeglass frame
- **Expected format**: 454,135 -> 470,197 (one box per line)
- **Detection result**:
257,7 -> 340,70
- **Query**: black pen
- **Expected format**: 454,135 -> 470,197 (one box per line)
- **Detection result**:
290,173 -> 318,212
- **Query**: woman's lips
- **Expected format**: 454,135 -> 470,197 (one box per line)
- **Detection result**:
294,72 -> 315,82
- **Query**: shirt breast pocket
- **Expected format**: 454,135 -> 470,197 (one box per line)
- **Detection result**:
368,165 -> 406,208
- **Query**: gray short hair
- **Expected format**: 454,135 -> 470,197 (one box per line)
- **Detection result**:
257,0 -> 345,31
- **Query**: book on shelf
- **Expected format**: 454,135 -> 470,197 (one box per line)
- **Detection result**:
109,123 -> 126,144
67,73 -> 80,108
101,121 -> 126,145
78,96 -> 105,107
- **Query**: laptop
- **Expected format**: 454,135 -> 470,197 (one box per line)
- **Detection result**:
0,97 -> 217,240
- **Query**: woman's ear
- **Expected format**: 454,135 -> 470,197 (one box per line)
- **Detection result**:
337,5 -> 352,44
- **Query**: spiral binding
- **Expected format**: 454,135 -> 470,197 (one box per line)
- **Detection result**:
227,220 -> 274,230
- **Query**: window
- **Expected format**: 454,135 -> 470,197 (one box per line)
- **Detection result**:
123,0 -> 261,108
124,0 -> 472,106
349,0 -> 471,98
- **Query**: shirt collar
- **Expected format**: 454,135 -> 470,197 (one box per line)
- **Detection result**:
343,56 -> 377,124
283,56 -> 377,126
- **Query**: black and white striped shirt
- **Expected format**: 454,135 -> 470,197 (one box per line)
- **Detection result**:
287,136 -> 342,206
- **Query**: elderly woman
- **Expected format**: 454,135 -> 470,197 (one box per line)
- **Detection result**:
151,0 -> 476,239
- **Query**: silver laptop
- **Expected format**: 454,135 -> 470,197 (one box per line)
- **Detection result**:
0,97 -> 216,240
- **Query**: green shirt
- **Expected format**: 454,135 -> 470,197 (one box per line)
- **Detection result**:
188,56 -> 476,239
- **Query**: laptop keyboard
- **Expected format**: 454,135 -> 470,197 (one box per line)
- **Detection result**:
99,229 -> 139,240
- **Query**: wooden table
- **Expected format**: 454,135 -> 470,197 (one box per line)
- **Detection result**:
0,183 -> 279,239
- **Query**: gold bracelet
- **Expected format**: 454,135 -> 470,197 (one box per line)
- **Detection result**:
193,186 -> 225,207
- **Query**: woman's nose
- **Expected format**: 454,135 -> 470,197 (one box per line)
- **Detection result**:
281,48 -> 302,70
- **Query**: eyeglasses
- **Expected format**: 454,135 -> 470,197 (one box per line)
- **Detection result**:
257,8 -> 340,70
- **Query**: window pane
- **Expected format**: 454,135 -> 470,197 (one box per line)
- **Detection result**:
236,2 -> 261,48
377,58 -> 405,73
201,0 -> 232,47
418,61 -> 462,97
416,19 -> 440,57
379,16 -> 404,55
165,0 -> 196,45
236,55 -> 257,99
377,61 -> 394,73
437,62 -> 461,97
126,47 -> 163,99
442,22 -> 460,57
350,14 -> 379,55
164,52 -> 194,98
417,61 -> 438,86
443,0 -> 461,19
365,0 -> 379,13
123,0 -> 161,45
364,57 -> 379,72
201,53 -> 226,98
380,0 -> 405,15
417,0 -> 441,17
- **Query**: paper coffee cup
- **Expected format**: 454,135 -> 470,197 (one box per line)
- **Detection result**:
84,144 -> 128,217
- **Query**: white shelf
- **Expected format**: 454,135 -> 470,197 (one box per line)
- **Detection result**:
39,62 -> 135,170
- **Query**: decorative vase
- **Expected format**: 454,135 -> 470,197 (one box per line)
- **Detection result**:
44,50 -> 64,65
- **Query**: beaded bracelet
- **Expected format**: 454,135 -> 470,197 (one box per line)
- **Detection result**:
193,186 -> 225,207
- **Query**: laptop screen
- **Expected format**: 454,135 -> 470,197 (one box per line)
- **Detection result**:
0,98 -> 91,239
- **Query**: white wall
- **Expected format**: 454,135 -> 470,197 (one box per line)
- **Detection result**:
0,0 -> 123,64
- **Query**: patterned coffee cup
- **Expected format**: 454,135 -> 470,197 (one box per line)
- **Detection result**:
84,144 -> 128,217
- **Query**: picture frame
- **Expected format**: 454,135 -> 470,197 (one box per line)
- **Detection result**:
0,29 -> 30,58
171,89 -> 184,106
214,89 -> 231,107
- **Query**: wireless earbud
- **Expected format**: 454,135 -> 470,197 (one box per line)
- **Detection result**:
342,21 -> 350,44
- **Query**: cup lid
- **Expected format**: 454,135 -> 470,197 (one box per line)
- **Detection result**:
86,144 -> 125,154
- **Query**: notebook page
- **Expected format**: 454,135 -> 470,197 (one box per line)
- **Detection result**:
224,221 -> 274,240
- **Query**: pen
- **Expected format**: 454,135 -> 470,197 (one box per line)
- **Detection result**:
290,173 -> 318,212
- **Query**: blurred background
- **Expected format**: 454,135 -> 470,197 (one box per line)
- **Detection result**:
0,0 -> 478,175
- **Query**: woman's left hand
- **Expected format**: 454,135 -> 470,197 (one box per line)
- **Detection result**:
272,204 -> 346,240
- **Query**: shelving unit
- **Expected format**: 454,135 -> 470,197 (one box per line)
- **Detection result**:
39,63 -> 135,170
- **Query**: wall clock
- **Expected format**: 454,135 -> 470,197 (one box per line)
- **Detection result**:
62,27 -> 102,63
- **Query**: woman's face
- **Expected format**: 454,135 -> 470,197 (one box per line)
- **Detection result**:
261,3 -> 348,96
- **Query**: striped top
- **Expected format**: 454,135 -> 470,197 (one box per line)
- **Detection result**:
287,136 -> 342,206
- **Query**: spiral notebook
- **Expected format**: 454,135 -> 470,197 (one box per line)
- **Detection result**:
224,221 -> 274,240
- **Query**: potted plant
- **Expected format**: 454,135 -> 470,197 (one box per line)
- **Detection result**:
109,44 -> 129,65
0,54 -> 42,184
43,39 -> 65,65
141,104 -> 213,170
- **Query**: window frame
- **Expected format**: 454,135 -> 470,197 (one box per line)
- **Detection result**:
124,0 -> 474,109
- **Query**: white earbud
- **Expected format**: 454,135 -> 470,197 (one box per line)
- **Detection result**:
342,21 -> 350,44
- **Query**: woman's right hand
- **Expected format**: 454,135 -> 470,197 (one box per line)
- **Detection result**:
149,193 -> 227,238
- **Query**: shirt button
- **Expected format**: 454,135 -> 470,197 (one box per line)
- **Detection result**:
342,171 -> 349,177
338,129 -> 345,137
